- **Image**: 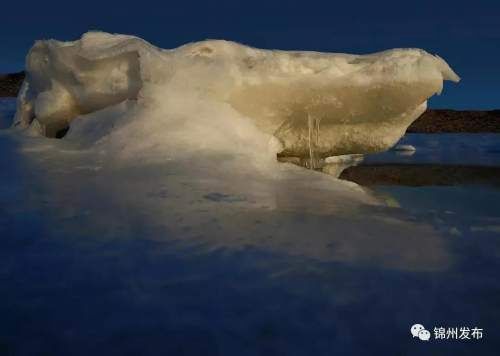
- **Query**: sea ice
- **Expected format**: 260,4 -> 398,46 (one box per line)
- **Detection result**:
0,32 -> 461,274
394,144 -> 417,152
14,32 -> 459,164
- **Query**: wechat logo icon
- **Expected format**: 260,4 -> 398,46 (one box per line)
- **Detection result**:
411,324 -> 431,341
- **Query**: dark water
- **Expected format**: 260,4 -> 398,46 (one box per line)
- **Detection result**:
1,132 -> 499,356
0,98 -> 16,129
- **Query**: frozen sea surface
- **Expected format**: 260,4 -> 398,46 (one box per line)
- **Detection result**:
1,112 -> 499,355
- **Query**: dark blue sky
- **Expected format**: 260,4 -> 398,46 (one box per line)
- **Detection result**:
1,0 -> 498,109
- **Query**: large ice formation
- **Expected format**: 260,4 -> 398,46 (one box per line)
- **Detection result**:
14,32 -> 459,162
3,33 -> 460,273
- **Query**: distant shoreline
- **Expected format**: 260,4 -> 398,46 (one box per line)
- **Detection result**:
339,164 -> 500,186
0,71 -> 24,97
1,71 -> 499,133
407,109 -> 500,133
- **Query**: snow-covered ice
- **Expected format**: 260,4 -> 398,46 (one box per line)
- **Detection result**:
15,31 -> 458,162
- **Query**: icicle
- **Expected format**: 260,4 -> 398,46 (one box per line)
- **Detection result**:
307,114 -> 321,169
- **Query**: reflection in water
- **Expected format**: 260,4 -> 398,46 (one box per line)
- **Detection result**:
1,133 -> 500,355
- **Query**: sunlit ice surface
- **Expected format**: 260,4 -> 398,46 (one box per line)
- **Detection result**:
2,127 -> 500,356
1,33 -> 499,355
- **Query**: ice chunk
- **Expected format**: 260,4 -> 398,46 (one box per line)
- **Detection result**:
15,31 -> 458,161
5,33 -> 458,274
394,144 -> 416,152
393,144 -> 417,157
323,154 -> 364,177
